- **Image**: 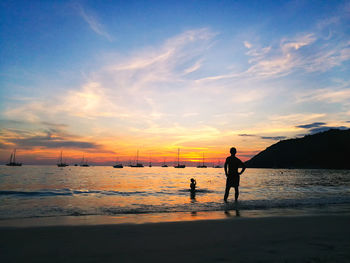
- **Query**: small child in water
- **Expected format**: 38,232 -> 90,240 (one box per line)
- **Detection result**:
190,178 -> 196,192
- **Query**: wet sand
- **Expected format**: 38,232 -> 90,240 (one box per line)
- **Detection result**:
1,215 -> 349,263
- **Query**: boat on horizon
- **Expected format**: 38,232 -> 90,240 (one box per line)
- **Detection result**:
149,155 -> 152,167
174,148 -> 185,168
130,150 -> 144,167
161,158 -> 168,167
197,152 -> 207,168
80,155 -> 90,167
213,159 -> 223,168
57,151 -> 69,167
113,158 -> 123,168
6,149 -> 22,166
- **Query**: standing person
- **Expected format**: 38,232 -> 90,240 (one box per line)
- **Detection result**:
224,147 -> 246,202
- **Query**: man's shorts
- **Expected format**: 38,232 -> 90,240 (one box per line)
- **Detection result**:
226,174 -> 240,187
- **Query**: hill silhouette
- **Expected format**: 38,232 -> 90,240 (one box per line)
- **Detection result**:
245,129 -> 350,169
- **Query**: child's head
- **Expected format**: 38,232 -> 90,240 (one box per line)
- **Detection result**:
190,178 -> 195,183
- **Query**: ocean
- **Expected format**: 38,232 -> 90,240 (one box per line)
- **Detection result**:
1,166 -> 350,225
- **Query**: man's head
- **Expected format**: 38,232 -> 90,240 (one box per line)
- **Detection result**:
230,147 -> 237,156
191,178 -> 195,183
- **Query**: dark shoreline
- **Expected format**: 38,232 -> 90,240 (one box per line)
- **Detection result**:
1,214 -> 350,263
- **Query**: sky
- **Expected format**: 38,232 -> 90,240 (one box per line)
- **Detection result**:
1,0 -> 350,165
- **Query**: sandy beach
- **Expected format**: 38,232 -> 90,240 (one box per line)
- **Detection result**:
1,214 -> 349,263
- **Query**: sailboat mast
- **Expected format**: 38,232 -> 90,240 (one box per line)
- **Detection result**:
202,153 -> 204,166
178,148 -> 180,166
13,149 -> 16,163
136,150 -> 139,164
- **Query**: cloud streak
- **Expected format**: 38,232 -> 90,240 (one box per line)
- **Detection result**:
296,122 -> 326,129
0,123 -> 105,151
76,4 -> 113,41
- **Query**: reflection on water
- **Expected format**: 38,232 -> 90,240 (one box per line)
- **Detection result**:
0,166 -> 350,221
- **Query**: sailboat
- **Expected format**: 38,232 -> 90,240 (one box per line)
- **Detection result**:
130,150 -> 144,167
174,148 -> 185,168
113,158 -> 123,168
80,155 -> 89,167
214,159 -> 223,168
6,149 -> 22,166
197,153 -> 207,168
149,155 -> 152,167
161,158 -> 168,167
57,151 -> 69,167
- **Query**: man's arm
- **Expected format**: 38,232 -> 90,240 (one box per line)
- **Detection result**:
239,161 -> 246,175
224,158 -> 228,177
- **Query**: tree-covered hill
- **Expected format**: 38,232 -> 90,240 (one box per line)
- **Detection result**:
245,129 -> 350,169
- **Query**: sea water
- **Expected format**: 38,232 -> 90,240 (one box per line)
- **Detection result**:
1,166 -> 350,224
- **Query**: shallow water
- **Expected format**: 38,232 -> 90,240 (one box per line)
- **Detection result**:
0,166 -> 350,222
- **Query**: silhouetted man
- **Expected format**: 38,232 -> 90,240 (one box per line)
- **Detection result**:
224,147 -> 246,202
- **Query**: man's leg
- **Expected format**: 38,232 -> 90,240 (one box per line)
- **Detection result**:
224,185 -> 230,202
234,186 -> 239,201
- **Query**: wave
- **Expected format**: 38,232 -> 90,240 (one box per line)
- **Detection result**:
0,188 -> 218,198
0,189 -> 148,197
1,196 -> 350,220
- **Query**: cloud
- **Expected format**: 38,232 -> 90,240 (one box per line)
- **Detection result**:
295,84 -> 350,104
8,135 -> 100,149
0,125 -> 103,151
3,28 -> 224,144
199,23 -> 350,83
238,134 -> 256,137
183,60 -> 202,74
269,113 -> 326,123
0,142 -> 11,149
296,122 -> 326,129
245,34 -> 316,78
76,4 -> 113,41
295,121 -> 349,134
244,41 -> 252,49
260,136 -> 286,140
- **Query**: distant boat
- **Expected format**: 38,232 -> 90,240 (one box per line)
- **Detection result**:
80,155 -> 89,167
113,158 -> 123,168
197,153 -> 207,168
130,150 -> 144,167
57,151 -> 69,167
6,149 -> 22,166
174,148 -> 185,168
161,158 -> 168,167
214,159 -> 222,168
149,155 -> 152,167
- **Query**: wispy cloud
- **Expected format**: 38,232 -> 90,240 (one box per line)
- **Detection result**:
296,86 -> 350,104
295,121 -> 349,134
76,4 -> 113,41
260,136 -> 286,140
238,134 -> 255,137
296,122 -> 326,129
199,24 -> 350,82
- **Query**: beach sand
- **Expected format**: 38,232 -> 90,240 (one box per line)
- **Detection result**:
1,215 -> 349,263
